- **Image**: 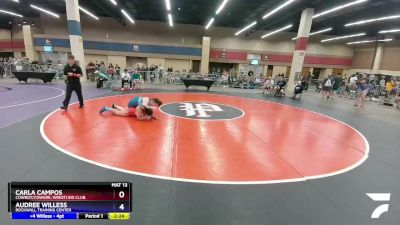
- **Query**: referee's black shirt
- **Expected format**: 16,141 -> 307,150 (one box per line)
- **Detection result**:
64,63 -> 83,84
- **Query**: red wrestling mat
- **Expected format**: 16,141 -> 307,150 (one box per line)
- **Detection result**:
41,93 -> 369,184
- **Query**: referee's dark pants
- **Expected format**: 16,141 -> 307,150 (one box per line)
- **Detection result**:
63,82 -> 84,108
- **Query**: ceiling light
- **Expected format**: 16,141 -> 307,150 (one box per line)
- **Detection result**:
261,24 -> 292,39
310,27 -> 333,36
313,0 -> 368,19
11,0 -> 20,2
263,0 -> 296,20
378,39 -> 392,42
235,21 -> 257,36
321,33 -> 366,42
121,9 -> 134,24
379,29 -> 400,34
345,15 -> 400,27
0,9 -> 23,17
205,18 -> 215,30
30,4 -> 59,18
168,13 -> 173,27
109,0 -> 117,5
216,0 -> 229,15
79,6 -> 99,20
165,0 -> 171,11
347,39 -> 393,45
292,27 -> 332,40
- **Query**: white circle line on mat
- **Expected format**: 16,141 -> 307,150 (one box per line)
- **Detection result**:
40,92 -> 369,185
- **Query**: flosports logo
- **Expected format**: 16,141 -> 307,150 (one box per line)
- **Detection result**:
366,193 -> 391,219
160,102 -> 244,120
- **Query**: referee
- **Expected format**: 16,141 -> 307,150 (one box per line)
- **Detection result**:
60,54 -> 84,110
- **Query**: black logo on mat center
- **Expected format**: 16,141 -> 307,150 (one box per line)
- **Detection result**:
160,102 -> 244,120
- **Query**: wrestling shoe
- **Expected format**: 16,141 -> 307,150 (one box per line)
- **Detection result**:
112,104 -> 116,109
60,106 -> 68,111
99,107 -> 107,114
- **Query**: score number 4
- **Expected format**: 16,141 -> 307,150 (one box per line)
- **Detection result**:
118,191 -> 126,211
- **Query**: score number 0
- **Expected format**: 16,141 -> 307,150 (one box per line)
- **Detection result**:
118,191 -> 125,211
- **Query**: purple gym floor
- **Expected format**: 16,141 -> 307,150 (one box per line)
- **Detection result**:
0,83 -> 110,128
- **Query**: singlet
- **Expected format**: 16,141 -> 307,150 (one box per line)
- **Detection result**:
128,96 -> 143,108
126,107 -> 138,117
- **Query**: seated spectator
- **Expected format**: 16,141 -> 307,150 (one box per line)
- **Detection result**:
274,76 -> 287,96
301,76 -> 310,92
293,81 -> 305,99
394,92 -> 400,109
262,77 -> 275,95
94,70 -> 109,88
115,64 -> 121,76
386,78 -> 395,95
99,62 -> 107,74
107,66 -> 115,77
121,69 -> 132,90
131,70 -> 143,90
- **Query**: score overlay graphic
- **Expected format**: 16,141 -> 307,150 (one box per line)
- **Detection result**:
8,182 -> 132,220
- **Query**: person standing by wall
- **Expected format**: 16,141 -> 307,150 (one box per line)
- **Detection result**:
354,79 -> 369,108
332,74 -> 343,99
60,54 -> 84,110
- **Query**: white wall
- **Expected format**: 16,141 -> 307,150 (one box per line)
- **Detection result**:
272,66 -> 287,77
319,68 -> 333,79
0,29 -> 11,39
35,15 -> 353,58
165,59 -> 191,72
40,16 -> 202,46
127,57 -> 147,68
147,58 -> 165,67
378,70 -> 400,76
108,55 -> 126,69
208,27 -> 353,57
85,54 -> 108,64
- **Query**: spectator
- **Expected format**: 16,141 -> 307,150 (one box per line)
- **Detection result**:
99,62 -> 107,75
107,65 -> 115,77
386,78 -> 396,97
332,74 -> 343,99
354,79 -> 369,108
131,70 -> 143,90
262,76 -> 274,95
394,92 -> 400,109
121,69 -> 132,90
293,81 -> 305,99
322,75 -> 333,99
115,64 -> 121,76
